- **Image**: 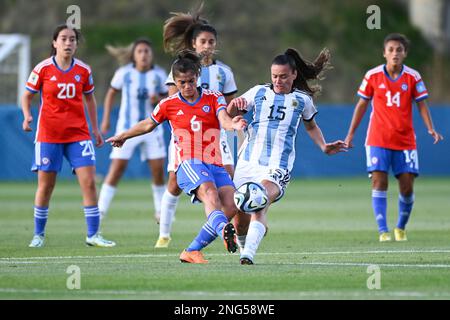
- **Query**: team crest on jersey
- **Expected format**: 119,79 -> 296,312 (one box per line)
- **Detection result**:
202,105 -> 211,113
216,74 -> 222,82
292,100 -> 299,108
201,171 -> 209,177
74,75 -> 81,82
401,84 -> 408,91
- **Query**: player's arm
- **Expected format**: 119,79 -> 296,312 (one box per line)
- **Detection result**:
226,97 -> 248,117
217,108 -> 247,131
417,100 -> 444,144
84,93 -> 104,148
344,98 -> 370,148
21,90 -> 35,132
106,118 -> 158,148
101,87 -> 118,135
304,118 -> 347,155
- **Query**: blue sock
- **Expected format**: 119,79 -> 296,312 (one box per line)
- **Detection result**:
84,206 -> 100,237
372,190 -> 388,233
207,210 -> 229,240
34,206 -> 49,236
397,193 -> 414,230
186,222 -> 218,252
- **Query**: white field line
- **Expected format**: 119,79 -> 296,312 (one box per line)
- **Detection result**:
1,249 -> 450,262
0,287 -> 450,298
1,250 -> 450,268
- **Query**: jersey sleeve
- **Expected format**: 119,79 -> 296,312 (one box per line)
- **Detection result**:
155,68 -> 169,95
110,67 -> 125,90
25,66 -> 44,93
213,93 -> 227,116
222,67 -> 238,96
302,95 -> 318,121
150,101 -> 167,124
83,68 -> 95,94
165,69 -> 175,86
357,72 -> 374,100
413,74 -> 429,102
239,85 -> 259,112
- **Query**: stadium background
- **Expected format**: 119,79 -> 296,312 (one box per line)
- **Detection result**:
0,0 -> 449,180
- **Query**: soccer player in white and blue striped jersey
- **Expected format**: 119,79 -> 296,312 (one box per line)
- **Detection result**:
98,39 -> 168,225
228,48 -> 348,264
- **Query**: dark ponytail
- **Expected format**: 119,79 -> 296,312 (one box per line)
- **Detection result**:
272,47 -> 332,96
172,50 -> 202,78
163,2 -> 217,55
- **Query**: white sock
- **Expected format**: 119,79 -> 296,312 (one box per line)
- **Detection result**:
152,184 -> 166,216
98,184 -> 116,220
237,235 -> 247,251
241,221 -> 266,262
159,191 -> 180,238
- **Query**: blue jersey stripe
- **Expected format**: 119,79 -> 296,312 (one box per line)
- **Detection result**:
124,71 -> 131,130
259,94 -> 285,166
201,66 -> 210,89
138,72 -> 147,121
244,87 -> 267,161
279,96 -> 304,169
218,67 -> 226,92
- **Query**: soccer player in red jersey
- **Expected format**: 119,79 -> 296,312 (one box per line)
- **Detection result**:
345,33 -> 443,242
22,24 -> 115,248
107,50 -> 247,263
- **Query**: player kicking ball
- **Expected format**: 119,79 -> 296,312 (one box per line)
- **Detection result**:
107,50 -> 247,263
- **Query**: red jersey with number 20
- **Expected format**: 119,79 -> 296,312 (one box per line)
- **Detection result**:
357,64 -> 428,150
151,89 -> 227,169
26,57 -> 95,143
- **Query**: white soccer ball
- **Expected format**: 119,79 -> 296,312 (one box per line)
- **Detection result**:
234,182 -> 269,214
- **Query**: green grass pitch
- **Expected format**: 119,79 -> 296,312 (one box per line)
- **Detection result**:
0,177 -> 449,300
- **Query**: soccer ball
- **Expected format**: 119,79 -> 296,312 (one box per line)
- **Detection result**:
234,182 -> 269,214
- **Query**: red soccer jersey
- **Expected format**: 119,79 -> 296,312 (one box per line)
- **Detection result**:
151,89 -> 227,168
26,57 -> 95,143
357,64 -> 428,150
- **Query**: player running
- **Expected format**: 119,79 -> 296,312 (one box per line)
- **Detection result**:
154,4 -> 239,248
345,33 -> 443,242
22,24 -> 115,248
106,50 -> 247,263
98,38 -> 168,225
228,48 -> 347,264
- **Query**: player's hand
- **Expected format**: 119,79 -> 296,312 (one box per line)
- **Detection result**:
22,115 -> 33,132
323,140 -> 348,155
231,115 -> 247,131
93,129 -> 104,148
344,134 -> 354,148
100,120 -> 110,135
230,97 -> 248,112
428,129 -> 443,144
106,134 -> 127,148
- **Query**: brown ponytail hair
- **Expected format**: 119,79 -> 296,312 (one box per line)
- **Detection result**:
163,2 -> 217,55
272,47 -> 332,96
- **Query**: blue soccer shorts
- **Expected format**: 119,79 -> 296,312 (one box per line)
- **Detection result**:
32,140 -> 96,173
365,146 -> 419,177
176,159 -> 234,203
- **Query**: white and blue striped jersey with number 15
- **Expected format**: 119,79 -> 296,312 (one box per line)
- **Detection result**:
238,84 -> 318,171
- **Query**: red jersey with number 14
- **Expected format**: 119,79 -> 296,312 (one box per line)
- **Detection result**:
26,57 -> 95,143
357,64 -> 428,150
151,89 -> 227,168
